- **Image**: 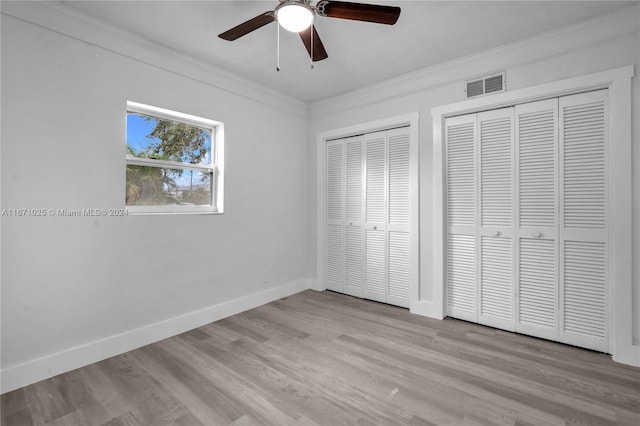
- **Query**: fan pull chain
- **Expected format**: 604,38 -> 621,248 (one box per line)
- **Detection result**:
276,22 -> 281,72
310,25 -> 314,69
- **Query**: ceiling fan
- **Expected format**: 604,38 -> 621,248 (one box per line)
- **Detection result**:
218,0 -> 401,62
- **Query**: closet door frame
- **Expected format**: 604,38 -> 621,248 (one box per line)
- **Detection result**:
316,113 -> 420,308
431,66 -> 635,366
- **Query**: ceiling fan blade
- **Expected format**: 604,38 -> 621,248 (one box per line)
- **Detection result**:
299,25 -> 328,61
218,11 -> 275,41
317,1 -> 400,25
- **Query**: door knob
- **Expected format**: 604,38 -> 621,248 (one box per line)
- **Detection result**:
532,231 -> 541,238
491,231 -> 500,237
373,226 -> 378,230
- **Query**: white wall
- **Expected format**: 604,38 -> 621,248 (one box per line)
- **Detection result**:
1,5 -> 311,392
309,5 -> 640,356
2,1 -> 639,394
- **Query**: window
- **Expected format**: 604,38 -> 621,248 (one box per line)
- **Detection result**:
125,101 -> 224,214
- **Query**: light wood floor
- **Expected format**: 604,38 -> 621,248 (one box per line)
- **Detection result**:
2,290 -> 639,425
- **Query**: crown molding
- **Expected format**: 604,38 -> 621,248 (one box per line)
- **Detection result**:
309,3 -> 640,118
1,0 -> 308,117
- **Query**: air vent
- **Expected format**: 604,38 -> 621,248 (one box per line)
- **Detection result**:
465,72 -> 506,99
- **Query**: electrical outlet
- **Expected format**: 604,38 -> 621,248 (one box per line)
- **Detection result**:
263,271 -> 269,283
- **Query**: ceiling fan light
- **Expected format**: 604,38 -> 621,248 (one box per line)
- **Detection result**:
276,2 -> 315,32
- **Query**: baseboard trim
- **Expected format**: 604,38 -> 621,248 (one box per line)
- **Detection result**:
308,278 -> 324,292
612,344 -> 640,367
0,279 -> 312,394
410,300 -> 444,320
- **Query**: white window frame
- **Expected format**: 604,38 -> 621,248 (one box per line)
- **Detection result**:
125,101 -> 224,215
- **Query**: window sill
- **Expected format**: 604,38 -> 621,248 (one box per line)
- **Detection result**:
126,205 -> 221,215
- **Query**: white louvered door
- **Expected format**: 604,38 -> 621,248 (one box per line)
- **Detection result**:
364,131 -> 388,303
514,99 -> 559,341
477,108 -> 515,330
325,126 -> 413,308
558,90 -> 609,352
386,127 -> 412,308
445,114 -> 477,321
444,90 -> 610,352
344,136 -> 365,298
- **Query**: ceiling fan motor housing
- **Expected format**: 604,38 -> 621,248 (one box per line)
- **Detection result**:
275,0 -> 316,33
316,0 -> 330,16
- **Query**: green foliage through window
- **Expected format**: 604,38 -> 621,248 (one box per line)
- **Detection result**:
126,111 -> 214,207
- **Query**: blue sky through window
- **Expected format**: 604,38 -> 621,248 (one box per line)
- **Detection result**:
126,113 -> 157,154
126,112 -> 213,188
126,113 -> 212,163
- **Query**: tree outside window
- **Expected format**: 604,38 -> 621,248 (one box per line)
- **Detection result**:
125,102 -> 223,214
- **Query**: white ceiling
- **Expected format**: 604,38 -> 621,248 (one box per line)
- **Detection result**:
60,0 -> 634,103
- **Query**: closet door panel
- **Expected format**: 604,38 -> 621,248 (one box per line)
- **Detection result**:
562,240 -> 606,350
515,99 -> 559,340
517,237 -> 557,340
446,116 -> 477,232
517,103 -> 557,230
388,231 -> 410,307
345,137 -> 364,223
561,93 -> 607,231
327,224 -> 344,292
344,225 -> 364,297
326,141 -> 344,292
479,109 -> 514,229
477,109 -> 515,329
387,127 -> 411,306
365,132 -> 387,225
480,236 -> 513,329
559,90 -> 608,351
364,131 -> 387,303
447,234 -> 476,321
388,130 -> 411,226
445,115 -> 477,320
327,141 -> 344,222
344,136 -> 364,297
365,228 -> 386,302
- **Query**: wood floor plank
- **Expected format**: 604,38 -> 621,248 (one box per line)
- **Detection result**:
100,411 -> 139,426
2,290 -> 639,425
1,389 -> 32,425
160,337 -> 300,425
1,408 -> 34,426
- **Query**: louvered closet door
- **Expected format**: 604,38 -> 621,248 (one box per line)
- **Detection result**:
387,127 -> 411,307
326,140 -> 344,292
364,131 -> 387,303
344,136 -> 365,298
559,90 -> 609,352
325,126 -> 414,309
514,99 -> 559,341
445,114 -> 477,322
477,108 -> 515,330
